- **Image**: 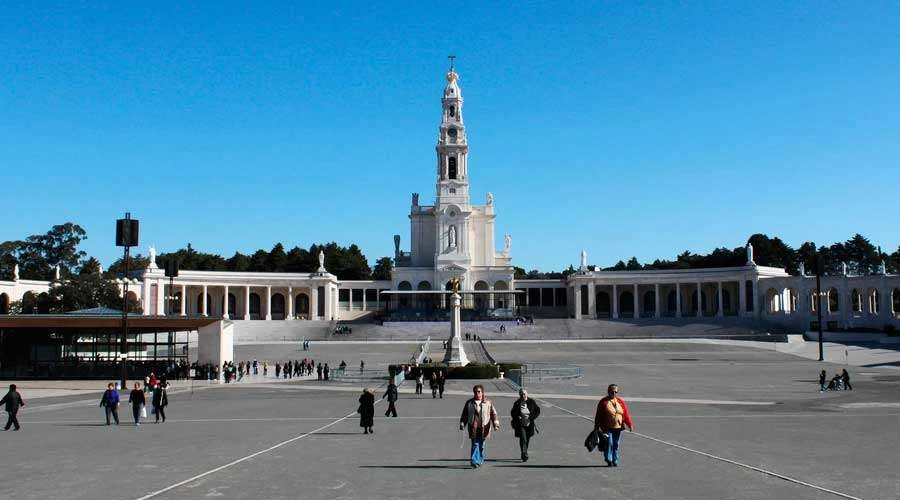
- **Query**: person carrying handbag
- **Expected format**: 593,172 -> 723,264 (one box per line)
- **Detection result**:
152,383 -> 169,423
594,384 -> 634,467
128,382 -> 146,426
510,388 -> 540,462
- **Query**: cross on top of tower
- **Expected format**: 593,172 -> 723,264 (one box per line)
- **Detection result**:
448,55 -> 456,72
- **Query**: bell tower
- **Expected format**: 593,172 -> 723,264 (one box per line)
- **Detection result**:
435,57 -> 470,208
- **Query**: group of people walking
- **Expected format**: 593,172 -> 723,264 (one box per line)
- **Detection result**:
358,382 -> 634,469
99,380 -> 169,426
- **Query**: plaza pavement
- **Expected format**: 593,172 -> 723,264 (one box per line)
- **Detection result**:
2,338 -> 899,500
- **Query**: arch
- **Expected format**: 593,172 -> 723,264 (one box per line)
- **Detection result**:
892,288 -> 900,315
171,291 -> 182,315
473,281 -> 489,311
295,293 -> 310,317
722,289 -> 732,313
666,290 -> 677,314
765,288 -> 780,313
809,289 -> 819,313
827,287 -> 840,313
642,290 -> 656,314
786,288 -> 797,313
416,281 -> 433,310
493,281 -> 509,291
271,293 -> 286,320
619,291 -> 634,317
868,288 -> 879,316
249,293 -> 261,319
850,288 -> 862,314
0,293 -> 9,314
448,157 -> 458,179
596,290 -> 611,318
397,281 -> 412,308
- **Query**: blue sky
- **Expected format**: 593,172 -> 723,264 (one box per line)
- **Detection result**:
2,2 -> 899,272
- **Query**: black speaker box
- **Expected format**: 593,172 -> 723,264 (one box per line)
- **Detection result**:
115,219 -> 140,247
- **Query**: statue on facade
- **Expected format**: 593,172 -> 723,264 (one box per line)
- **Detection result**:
486,192 -> 493,206
12,263 -> 19,281
54,264 -> 60,281
449,225 -> 457,248
317,250 -> 326,273
746,242 -> 755,265
799,262 -> 805,276
412,193 -> 419,207
504,233 -> 511,253
450,277 -> 461,294
394,234 -> 401,258
580,249 -> 588,271
880,260 -> 887,275
148,245 -> 158,269
841,261 -> 848,276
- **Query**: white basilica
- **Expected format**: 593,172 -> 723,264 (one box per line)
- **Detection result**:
3,67 -> 900,338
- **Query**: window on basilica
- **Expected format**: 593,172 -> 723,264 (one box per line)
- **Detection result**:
448,157 -> 457,179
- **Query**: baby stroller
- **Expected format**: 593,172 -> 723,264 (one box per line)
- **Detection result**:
827,375 -> 843,391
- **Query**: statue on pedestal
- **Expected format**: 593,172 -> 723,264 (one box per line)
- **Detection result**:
449,226 -> 457,248
486,192 -> 493,206
580,249 -> 588,271
148,245 -> 158,269
504,233 -> 511,253
746,242 -> 755,265
317,250 -> 327,273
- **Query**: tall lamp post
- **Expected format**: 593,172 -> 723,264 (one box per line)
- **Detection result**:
165,258 -> 179,364
115,212 -> 139,389
814,249 -> 825,362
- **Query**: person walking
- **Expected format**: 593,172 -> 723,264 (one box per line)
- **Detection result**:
99,383 -> 120,425
841,369 -> 853,390
128,382 -> 146,426
437,370 -> 446,399
819,369 -> 827,392
151,383 -> 169,423
430,372 -> 438,398
382,380 -> 399,417
358,388 -> 375,434
459,385 -> 500,468
0,384 -> 25,431
415,372 -> 424,395
510,388 -> 540,462
594,384 -> 634,467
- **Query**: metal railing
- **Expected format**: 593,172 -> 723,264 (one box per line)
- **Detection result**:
505,363 -> 583,389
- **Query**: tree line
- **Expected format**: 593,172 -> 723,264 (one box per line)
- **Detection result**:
2,224 -> 898,313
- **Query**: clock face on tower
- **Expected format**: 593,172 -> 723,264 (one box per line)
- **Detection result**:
448,128 -> 457,139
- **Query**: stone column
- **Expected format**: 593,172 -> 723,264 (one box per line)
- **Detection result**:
142,281 -> 152,315
739,279 -> 747,318
696,282 -> 702,317
244,286 -> 251,320
612,284 -> 619,319
311,286 -> 319,320
675,283 -> 682,318
324,285 -> 332,321
180,284 -> 186,316
287,287 -> 294,320
574,285 -> 582,319
201,285 -> 208,317
587,282 -> 596,318
717,282 -> 724,318
633,283 -> 639,318
362,288 -> 367,311
265,286 -> 272,320
654,284 -> 661,319
751,278 -> 759,319
223,285 -> 230,319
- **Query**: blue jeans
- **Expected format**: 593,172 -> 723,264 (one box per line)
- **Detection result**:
470,438 -> 485,465
605,429 -> 623,464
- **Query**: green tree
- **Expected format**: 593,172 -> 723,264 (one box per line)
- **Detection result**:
267,243 -> 288,272
372,257 -> 393,280
106,254 -> 150,279
47,273 -> 122,312
79,257 -> 102,275
843,234 -> 880,274
226,252 -> 250,272
625,257 -> 642,270
513,266 -> 527,279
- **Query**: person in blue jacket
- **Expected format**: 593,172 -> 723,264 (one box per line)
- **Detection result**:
99,382 -> 120,425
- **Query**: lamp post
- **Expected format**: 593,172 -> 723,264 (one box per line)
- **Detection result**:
115,212 -> 139,389
814,249 -> 825,362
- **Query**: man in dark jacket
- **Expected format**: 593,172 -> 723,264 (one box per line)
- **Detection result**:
1,384 -> 25,431
382,381 -> 398,417
510,388 -> 540,461
152,383 -> 169,423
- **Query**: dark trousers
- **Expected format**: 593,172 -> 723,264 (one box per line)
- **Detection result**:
385,401 -> 397,417
4,411 -> 20,430
519,432 -> 531,456
105,405 -> 120,425
154,404 -> 166,422
132,405 -> 142,424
